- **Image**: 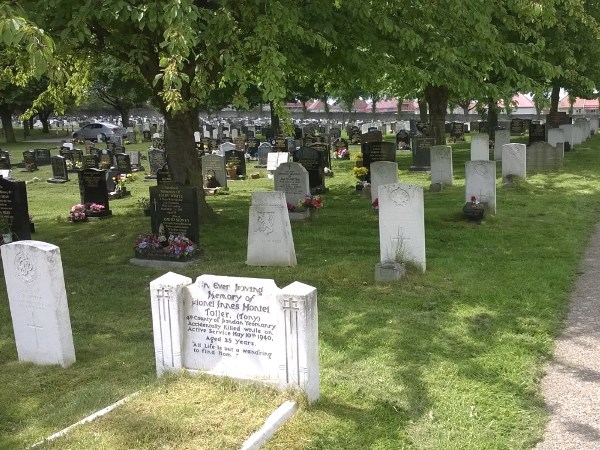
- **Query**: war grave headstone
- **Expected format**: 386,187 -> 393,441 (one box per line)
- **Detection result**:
115,153 -> 132,175
149,184 -> 199,245
430,145 -> 453,188
449,122 -> 465,142
510,118 -> 525,135
370,161 -> 399,203
502,143 -> 526,183
0,176 -> 32,241
275,162 -> 311,221
34,148 -> 52,166
247,191 -> 297,266
377,183 -> 426,279
256,142 -> 272,168
528,122 -> 546,145
201,154 -> 227,190
559,124 -> 573,151
410,137 -> 434,171
47,156 -> 69,184
82,154 -> 99,169
547,128 -> 565,152
465,160 -> 496,214
149,272 -> 319,401
292,147 -> 326,192
1,241 -> 76,367
470,134 -> 489,161
572,121 -> 585,145
590,117 -> 599,135
78,169 -> 112,217
147,148 -> 167,180
526,142 -> 563,173
396,130 -> 410,150
22,150 -> 38,171
493,129 -> 511,161
225,149 -> 247,178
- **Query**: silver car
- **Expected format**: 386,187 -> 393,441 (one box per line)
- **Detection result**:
72,122 -> 126,142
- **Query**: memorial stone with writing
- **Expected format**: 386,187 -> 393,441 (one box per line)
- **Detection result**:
47,156 -> 69,183
465,161 -> 496,213
0,176 -> 31,240
430,145 -> 453,187
22,150 -> 37,170
234,137 -> 246,151
274,162 -> 310,207
225,149 -> 247,177
247,137 -> 260,159
410,137 -> 434,171
148,148 -> 167,177
201,154 -> 227,189
156,164 -> 173,185
218,141 -> 236,157
149,184 -> 199,244
257,142 -> 272,167
99,149 -> 113,169
510,118 -> 525,135
528,123 -> 546,145
78,169 -> 112,216
34,148 -> 52,166
450,122 -> 465,141
115,153 -> 132,175
128,151 -> 144,171
82,154 -> 99,169
1,241 -> 75,367
396,130 -> 410,150
293,147 -> 325,192
149,272 -> 319,401
363,142 -> 396,182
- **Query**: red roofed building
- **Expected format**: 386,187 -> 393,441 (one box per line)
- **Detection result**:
558,96 -> 599,115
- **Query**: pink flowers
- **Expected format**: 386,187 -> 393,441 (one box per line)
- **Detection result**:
135,234 -> 196,258
67,203 -> 105,222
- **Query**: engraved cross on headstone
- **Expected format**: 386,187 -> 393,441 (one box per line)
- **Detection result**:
26,311 -> 43,349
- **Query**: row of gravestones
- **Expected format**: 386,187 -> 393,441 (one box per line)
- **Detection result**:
1,238 -> 319,402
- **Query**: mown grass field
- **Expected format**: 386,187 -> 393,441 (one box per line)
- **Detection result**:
1,129 -> 599,449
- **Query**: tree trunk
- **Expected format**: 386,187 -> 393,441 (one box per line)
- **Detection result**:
549,84 -> 560,114
418,97 -> 428,123
423,85 -> 448,145
39,115 -> 50,133
163,108 -> 216,223
302,101 -> 308,119
118,108 -> 130,128
487,97 -> 498,141
0,111 -> 15,143
23,120 -> 30,138
463,107 -> 470,123
269,102 -> 280,136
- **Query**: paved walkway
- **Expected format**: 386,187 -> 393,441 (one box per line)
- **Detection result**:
535,221 -> 600,449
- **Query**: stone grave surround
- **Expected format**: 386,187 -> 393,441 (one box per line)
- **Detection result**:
150,273 -> 319,402
1,241 -> 75,367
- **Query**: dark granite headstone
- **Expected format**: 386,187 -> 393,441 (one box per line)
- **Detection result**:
410,137 -> 435,171
272,136 -> 288,152
148,148 -> 167,177
247,137 -> 260,158
330,127 -> 342,139
99,149 -> 113,169
510,118 -> 525,135
528,123 -> 546,145
78,169 -> 112,216
34,148 -> 51,165
225,150 -> 246,177
115,153 -> 132,175
127,151 -> 144,171
0,155 -> 10,170
294,126 -> 303,139
546,112 -> 571,129
0,176 -> 31,240
82,154 -> 99,169
293,146 -> 327,192
333,138 -> 349,151
48,156 -> 69,183
396,130 -> 410,149
361,131 -> 383,146
450,122 -> 465,141
349,126 -> 361,144
105,168 -> 119,192
22,150 -> 37,171
362,142 -> 396,182
234,137 -> 246,151
156,164 -> 174,185
152,137 -> 165,150
149,184 -> 199,244
257,143 -> 272,167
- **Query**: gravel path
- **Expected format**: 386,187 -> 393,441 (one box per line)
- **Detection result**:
535,222 -> 600,449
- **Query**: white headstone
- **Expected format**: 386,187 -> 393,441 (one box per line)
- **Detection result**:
150,273 -> 319,402
370,161 -> 398,202
204,130 -> 211,138
471,134 -> 489,160
0,169 -> 12,179
378,183 -> 426,271
266,152 -> 289,172
493,129 -> 510,161
218,142 -> 236,157
62,142 -> 74,151
274,162 -> 310,206
572,123 -> 583,145
590,118 -> 599,135
465,161 -> 496,213
1,241 -> 75,367
430,145 -> 453,186
152,132 -> 161,139
212,129 -> 219,139
559,124 -> 573,147
231,129 -> 239,139
502,143 -> 526,180
247,191 -> 297,266
194,131 -> 201,143
547,128 -> 565,148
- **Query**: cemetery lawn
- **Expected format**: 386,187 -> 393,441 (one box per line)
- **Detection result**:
2,133 -> 600,448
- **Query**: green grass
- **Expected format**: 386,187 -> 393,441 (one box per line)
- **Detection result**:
1,131 -> 600,449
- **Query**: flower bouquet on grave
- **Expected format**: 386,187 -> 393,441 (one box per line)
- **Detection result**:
67,204 -> 87,222
298,194 -> 323,210
85,202 -> 108,218
463,195 -> 485,222
334,148 -> 350,159
352,166 -> 369,191
134,233 -> 197,261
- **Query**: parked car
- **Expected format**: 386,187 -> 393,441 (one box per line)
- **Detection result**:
71,122 -> 127,142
